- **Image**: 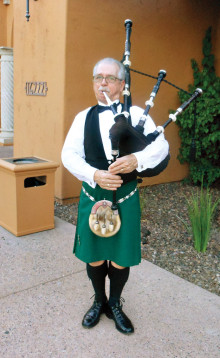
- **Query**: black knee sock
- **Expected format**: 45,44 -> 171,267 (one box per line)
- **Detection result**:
86,261 -> 108,303
108,261 -> 130,306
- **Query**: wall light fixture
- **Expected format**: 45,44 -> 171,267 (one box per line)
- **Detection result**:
26,0 -> 38,22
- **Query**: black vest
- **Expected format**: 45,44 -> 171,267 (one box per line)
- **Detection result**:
84,105 -> 136,184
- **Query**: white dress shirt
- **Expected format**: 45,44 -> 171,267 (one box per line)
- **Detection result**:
61,102 -> 169,188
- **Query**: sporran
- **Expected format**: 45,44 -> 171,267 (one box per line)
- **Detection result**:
89,199 -> 121,238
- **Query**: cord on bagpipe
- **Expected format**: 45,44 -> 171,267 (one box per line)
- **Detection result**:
130,67 -> 192,95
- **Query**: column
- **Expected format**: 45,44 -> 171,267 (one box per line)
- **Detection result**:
0,47 -> 14,145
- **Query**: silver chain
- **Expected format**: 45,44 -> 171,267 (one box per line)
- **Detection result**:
82,186 -> 137,204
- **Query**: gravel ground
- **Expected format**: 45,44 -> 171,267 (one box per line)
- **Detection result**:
54,181 -> 220,296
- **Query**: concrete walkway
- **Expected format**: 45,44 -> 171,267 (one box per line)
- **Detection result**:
0,217 -> 219,358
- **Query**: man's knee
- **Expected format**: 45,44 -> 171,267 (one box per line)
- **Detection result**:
89,260 -> 105,267
111,261 -> 125,269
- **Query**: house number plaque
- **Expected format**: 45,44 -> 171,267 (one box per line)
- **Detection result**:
25,82 -> 48,96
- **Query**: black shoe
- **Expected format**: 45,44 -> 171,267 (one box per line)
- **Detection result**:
82,300 -> 107,328
106,301 -> 134,334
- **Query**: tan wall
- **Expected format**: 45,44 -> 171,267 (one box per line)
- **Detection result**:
0,3 -> 7,46
12,0 -> 220,200
13,0 -> 67,198
0,1 -> 14,46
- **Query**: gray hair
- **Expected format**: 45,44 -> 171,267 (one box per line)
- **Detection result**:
93,58 -> 125,80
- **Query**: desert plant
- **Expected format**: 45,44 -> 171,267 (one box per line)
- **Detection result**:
185,184 -> 219,252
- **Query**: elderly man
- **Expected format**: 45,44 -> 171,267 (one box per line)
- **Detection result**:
61,58 -> 169,334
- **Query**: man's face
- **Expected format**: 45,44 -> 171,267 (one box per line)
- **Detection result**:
93,62 -> 125,104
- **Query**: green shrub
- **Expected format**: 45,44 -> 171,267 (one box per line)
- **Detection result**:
176,27 -> 220,187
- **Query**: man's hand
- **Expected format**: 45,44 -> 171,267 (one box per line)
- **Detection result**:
94,170 -> 123,191
108,154 -> 138,175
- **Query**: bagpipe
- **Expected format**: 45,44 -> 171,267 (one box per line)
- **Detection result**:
89,19 -> 202,238
106,19 -> 203,178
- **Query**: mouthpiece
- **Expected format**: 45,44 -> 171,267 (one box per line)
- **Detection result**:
103,91 -> 112,106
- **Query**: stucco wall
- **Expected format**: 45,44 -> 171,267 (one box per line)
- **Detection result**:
0,1 -> 13,46
0,3 -> 7,46
13,0 -> 67,198
11,0 -> 220,200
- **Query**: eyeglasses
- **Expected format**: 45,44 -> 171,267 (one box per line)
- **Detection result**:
93,75 -> 121,84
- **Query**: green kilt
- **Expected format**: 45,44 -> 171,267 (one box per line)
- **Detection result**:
73,180 -> 141,267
